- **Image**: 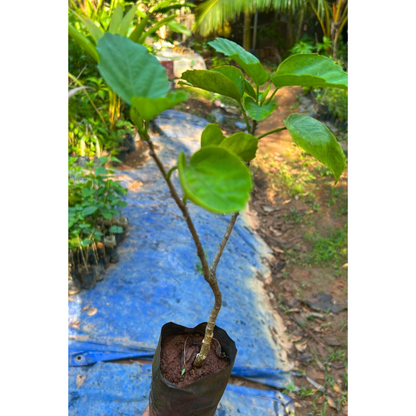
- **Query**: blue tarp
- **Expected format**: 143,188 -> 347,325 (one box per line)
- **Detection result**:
69,111 -> 294,414
69,362 -> 294,416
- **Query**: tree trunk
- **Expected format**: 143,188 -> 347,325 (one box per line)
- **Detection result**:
296,8 -> 305,42
243,11 -> 251,51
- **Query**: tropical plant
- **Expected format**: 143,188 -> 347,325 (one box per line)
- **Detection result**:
194,0 -> 347,58
69,0 -> 193,131
69,156 -> 128,270
94,33 -> 347,369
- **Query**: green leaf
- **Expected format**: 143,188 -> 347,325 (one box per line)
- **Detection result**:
181,69 -> 243,101
200,124 -> 224,147
272,54 -> 348,90
109,5 -> 123,34
81,188 -> 95,198
129,15 -> 149,43
284,114 -> 346,184
81,238 -> 92,247
200,125 -> 258,162
244,79 -> 257,100
167,21 -> 191,36
109,225 -> 124,234
211,66 -> 245,98
220,132 -> 258,162
244,97 -> 277,121
208,38 -> 269,86
118,4 -> 138,36
97,33 -> 169,105
95,166 -> 108,175
83,206 -> 98,216
178,147 -> 252,214
131,91 -> 189,121
68,23 -> 99,62
260,84 -> 271,105
74,12 -> 104,44
137,15 -> 176,44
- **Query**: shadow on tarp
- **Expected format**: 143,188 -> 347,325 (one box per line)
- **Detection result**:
69,110 -> 293,408
69,362 -> 294,416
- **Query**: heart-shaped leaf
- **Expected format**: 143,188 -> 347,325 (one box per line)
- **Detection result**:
201,124 -> 224,147
244,97 -> 277,121
220,132 -> 258,162
178,147 -> 252,214
97,33 -> 169,105
284,114 -> 346,183
181,69 -> 243,101
272,54 -> 348,90
131,91 -> 189,121
200,125 -> 258,162
208,38 -> 269,86
211,66 -> 245,98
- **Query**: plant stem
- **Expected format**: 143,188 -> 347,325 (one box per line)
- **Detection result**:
257,127 -> 287,140
265,87 -> 278,105
142,133 -> 211,291
210,213 -> 239,277
238,102 -> 251,132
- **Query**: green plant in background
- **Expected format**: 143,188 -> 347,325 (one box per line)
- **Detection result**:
69,0 -> 193,136
69,156 -> 128,268
95,33 -> 347,368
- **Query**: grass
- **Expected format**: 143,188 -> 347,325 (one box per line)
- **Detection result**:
303,228 -> 347,267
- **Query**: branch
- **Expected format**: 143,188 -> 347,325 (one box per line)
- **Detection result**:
144,136 -> 211,282
257,127 -> 287,140
210,212 -> 239,276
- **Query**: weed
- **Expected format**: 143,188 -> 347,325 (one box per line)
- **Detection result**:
303,228 -> 347,267
298,386 -> 315,399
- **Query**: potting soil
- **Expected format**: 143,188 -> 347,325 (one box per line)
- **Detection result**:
68,111 -> 294,415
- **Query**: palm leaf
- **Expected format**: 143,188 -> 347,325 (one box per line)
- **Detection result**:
194,0 -> 306,36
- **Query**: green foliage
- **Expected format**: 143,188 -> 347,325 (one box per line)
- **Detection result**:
284,114 -> 346,183
68,156 -> 128,251
272,54 -> 348,90
97,33 -> 169,105
291,39 -> 315,55
178,147 -> 253,214
314,87 -> 348,125
208,38 -> 269,86
181,68 -> 244,102
200,124 -> 258,162
131,92 -> 189,121
304,228 -> 348,267
244,98 -> 276,121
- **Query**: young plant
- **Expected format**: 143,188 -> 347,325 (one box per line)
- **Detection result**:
95,33 -> 347,368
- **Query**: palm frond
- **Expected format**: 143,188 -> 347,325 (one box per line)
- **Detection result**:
194,0 -> 307,37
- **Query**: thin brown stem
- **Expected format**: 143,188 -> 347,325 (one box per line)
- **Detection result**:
144,136 -> 210,282
210,213 -> 239,277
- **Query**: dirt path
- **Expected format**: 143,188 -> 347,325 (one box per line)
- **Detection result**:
251,87 -> 348,415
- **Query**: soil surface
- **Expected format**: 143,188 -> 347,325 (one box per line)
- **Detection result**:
160,333 -> 229,388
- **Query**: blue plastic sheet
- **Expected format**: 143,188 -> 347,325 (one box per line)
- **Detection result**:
69,110 -> 294,413
69,362 -> 294,416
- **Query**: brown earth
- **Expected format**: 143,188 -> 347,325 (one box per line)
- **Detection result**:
160,333 -> 229,388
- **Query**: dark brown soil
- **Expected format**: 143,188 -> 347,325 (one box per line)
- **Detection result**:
160,332 -> 229,388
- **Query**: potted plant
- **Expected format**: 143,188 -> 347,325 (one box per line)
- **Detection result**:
95,33 -> 347,415
68,156 -> 129,290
